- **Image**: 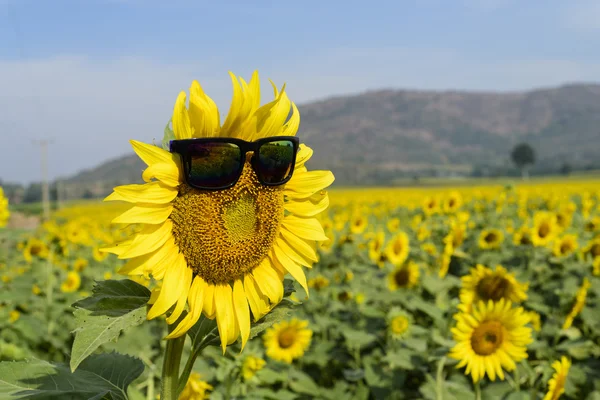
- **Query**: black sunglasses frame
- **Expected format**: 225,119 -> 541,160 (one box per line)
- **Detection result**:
169,136 -> 300,191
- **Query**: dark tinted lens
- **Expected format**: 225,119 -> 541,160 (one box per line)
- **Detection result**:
187,142 -> 242,188
256,140 -> 295,184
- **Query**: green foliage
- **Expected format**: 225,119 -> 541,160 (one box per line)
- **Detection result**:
70,279 -> 151,372
0,352 -> 143,399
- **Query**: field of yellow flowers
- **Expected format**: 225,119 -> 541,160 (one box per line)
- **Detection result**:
1,179 -> 600,400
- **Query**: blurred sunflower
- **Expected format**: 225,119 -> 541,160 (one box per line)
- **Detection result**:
92,246 -> 109,262
459,264 -> 528,312
513,225 -> 533,246
180,372 -> 212,400
552,234 -> 578,258
387,217 -> 400,233
0,187 -> 10,227
350,214 -> 368,235
263,318 -> 312,363
438,241 -> 453,278
526,310 -> 542,332
73,257 -> 88,272
387,307 -> 412,340
449,299 -> 532,383
9,310 -> 20,323
385,231 -> 410,266
368,232 -> 386,266
23,238 -> 49,263
443,191 -> 463,213
478,228 -> 504,250
544,356 -> 570,400
583,238 -> 600,261
60,271 -> 82,293
388,261 -> 420,290
307,275 -> 330,290
563,277 -> 591,330
422,196 -> 440,216
532,211 -> 558,247
103,72 -> 334,351
241,355 -> 266,381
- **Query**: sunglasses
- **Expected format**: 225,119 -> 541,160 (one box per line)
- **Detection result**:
169,136 -> 300,190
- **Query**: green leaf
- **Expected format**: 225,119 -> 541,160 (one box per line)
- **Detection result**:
0,352 -> 144,399
249,300 -> 296,340
288,369 -> 320,396
342,329 -> 377,349
70,279 -> 151,372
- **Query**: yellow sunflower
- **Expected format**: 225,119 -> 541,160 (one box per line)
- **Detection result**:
552,235 -> 578,258
180,372 -> 213,400
23,238 -> 49,263
443,191 -> 463,213
387,217 -> 400,233
307,275 -> 330,290
478,228 -> 504,250
459,264 -> 528,312
562,277 -> 591,330
103,72 -> 334,351
422,195 -> 440,216
532,211 -> 558,247
543,356 -> 571,400
387,261 -> 420,290
368,231 -> 386,265
263,318 -> 312,363
387,307 -> 412,340
0,187 -> 9,227
349,213 -> 368,235
61,271 -> 82,293
385,231 -> 410,266
513,225 -> 533,246
449,299 -> 533,383
241,355 -> 266,380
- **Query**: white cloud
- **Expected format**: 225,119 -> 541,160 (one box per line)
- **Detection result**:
1,50 -> 599,183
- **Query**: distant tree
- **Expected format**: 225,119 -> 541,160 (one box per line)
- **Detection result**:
560,163 -> 572,176
510,143 -> 536,180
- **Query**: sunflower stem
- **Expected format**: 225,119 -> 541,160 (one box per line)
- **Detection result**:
160,334 -> 185,400
514,364 -> 520,392
474,381 -> 482,400
435,356 -> 446,400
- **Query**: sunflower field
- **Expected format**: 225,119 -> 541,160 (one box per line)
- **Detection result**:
1,179 -> 600,400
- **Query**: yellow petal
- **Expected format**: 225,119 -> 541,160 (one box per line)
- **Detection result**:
284,192 -> 329,217
214,284 -> 235,353
100,239 -> 132,255
189,80 -> 220,138
166,268 -> 193,324
119,220 -> 173,259
114,181 -> 178,204
220,72 -> 245,137
254,91 -> 291,139
104,190 -> 128,202
244,274 -> 270,322
147,254 -> 189,319
233,280 -> 250,350
285,170 -> 335,196
281,216 -> 329,241
112,204 -> 173,225
274,238 -> 313,268
282,101 -> 300,137
272,247 -> 308,295
203,284 -> 216,319
130,140 -> 174,166
252,258 -> 283,304
294,145 -> 313,169
278,228 -> 318,263
117,237 -> 176,276
172,91 -> 193,139
142,162 -> 181,188
166,276 -> 207,339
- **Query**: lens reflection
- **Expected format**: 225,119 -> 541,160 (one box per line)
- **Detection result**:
188,142 -> 242,188
256,140 -> 295,184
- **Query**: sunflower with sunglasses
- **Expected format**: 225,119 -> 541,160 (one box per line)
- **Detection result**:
103,71 -> 334,352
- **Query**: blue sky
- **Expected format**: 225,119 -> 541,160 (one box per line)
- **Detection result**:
2,0 -> 600,183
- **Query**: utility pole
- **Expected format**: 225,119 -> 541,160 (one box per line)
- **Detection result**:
33,139 -> 54,221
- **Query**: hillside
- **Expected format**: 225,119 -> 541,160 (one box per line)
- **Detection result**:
65,83 -> 600,190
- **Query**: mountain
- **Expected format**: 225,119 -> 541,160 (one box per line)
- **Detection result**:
64,83 -> 600,191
